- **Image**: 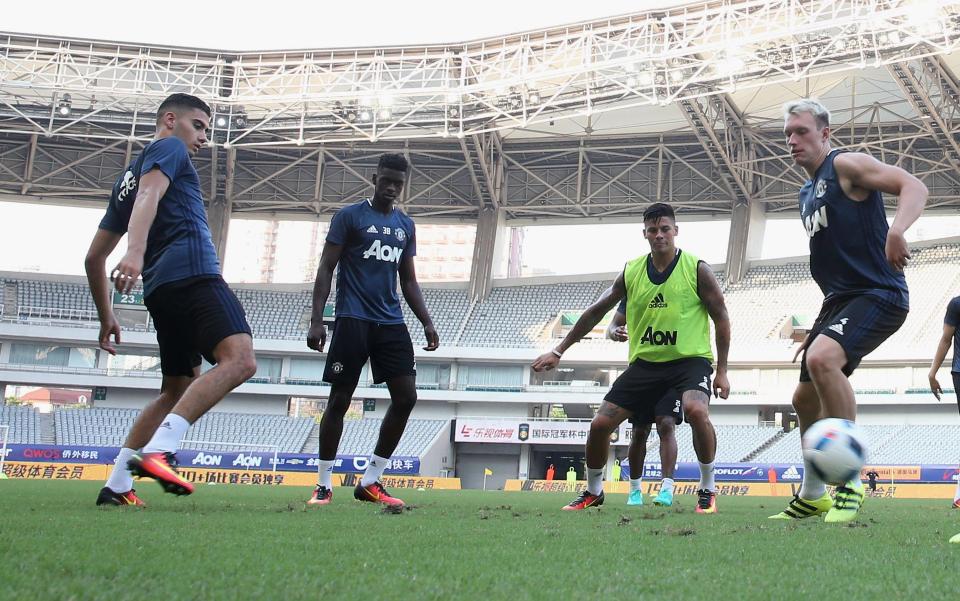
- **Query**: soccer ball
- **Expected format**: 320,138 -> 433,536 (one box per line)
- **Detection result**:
801,418 -> 868,486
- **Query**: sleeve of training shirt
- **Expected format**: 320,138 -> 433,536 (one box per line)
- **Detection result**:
326,206 -> 352,245
139,137 -> 188,183
405,216 -> 417,258
98,184 -> 133,233
946,297 -> 960,327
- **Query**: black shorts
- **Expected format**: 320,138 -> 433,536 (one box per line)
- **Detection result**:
605,357 -> 713,418
629,394 -> 683,426
953,373 -> 960,415
145,276 -> 252,377
322,317 -> 416,388
799,294 -> 908,382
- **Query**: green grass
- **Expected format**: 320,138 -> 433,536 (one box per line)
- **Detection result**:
1,481 -> 958,601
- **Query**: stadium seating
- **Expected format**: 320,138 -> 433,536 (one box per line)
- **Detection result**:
53,407 -> 313,453
0,404 -> 39,444
334,418 -> 447,455
642,425 -> 784,463
3,241 -> 959,354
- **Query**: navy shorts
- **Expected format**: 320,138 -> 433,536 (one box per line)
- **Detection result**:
322,317 -> 416,388
953,373 -> 960,415
145,276 -> 252,377
605,357 -> 713,418
799,294 -> 908,382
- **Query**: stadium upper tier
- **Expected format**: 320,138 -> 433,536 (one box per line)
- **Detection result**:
3,240 -> 959,359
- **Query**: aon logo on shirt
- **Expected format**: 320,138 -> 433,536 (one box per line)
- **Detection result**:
362,239 -> 404,263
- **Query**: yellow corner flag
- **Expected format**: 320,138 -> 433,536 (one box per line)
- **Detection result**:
484,468 -> 493,476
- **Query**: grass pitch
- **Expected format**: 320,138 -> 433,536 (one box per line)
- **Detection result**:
0,480 -> 957,601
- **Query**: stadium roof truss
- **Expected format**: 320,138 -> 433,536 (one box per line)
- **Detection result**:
2,0 -> 960,220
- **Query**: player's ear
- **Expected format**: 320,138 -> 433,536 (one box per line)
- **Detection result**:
371,172 -> 378,187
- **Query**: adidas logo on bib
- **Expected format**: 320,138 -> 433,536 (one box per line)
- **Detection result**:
648,292 -> 668,309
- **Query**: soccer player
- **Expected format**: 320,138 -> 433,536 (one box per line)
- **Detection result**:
927,294 -> 960,509
305,153 -> 438,507
85,93 -> 256,506
769,98 -> 926,523
533,202 -> 730,513
607,302 -> 681,507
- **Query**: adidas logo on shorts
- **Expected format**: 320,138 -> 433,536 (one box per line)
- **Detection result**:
828,317 -> 849,336
648,293 -> 668,309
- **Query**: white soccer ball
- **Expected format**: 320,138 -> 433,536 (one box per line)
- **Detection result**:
801,418 -> 868,486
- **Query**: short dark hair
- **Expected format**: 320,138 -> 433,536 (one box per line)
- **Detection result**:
156,93 -> 212,124
643,202 -> 675,222
377,153 -> 409,173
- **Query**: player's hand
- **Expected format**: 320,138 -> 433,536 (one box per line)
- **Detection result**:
929,372 -> 943,401
885,229 -> 910,271
532,351 -> 560,372
98,314 -> 121,355
713,369 -> 730,399
792,334 -> 810,363
423,323 -> 439,351
608,325 -> 629,342
306,321 -> 327,352
111,252 -> 144,294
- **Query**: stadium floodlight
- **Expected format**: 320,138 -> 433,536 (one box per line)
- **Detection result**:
215,115 -> 228,128
56,93 -> 72,116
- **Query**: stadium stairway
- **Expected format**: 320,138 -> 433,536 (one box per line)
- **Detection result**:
741,430 -> 787,462
300,422 -> 321,455
3,281 -> 17,317
37,412 -> 55,445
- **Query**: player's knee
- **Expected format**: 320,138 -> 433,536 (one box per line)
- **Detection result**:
683,403 -> 709,425
392,393 -> 417,414
326,393 -> 352,417
804,348 -> 840,378
656,420 -> 675,438
590,417 -> 616,438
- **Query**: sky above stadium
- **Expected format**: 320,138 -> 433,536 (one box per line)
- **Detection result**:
5,1 -> 687,50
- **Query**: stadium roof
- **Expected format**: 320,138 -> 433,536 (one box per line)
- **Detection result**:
2,0 -> 960,222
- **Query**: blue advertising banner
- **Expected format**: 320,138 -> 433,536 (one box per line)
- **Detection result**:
620,462 -> 959,484
1,445 -> 420,475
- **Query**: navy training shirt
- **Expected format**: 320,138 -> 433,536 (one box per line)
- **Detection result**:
945,296 -> 960,373
327,199 -> 416,324
798,149 -> 909,309
99,137 -> 220,297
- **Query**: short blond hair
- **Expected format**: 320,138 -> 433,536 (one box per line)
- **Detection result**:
784,98 -> 830,129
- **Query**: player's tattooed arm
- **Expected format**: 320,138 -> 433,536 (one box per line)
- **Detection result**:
697,261 -> 730,399
307,241 -> 343,352
532,271 -> 626,372
399,251 -> 439,351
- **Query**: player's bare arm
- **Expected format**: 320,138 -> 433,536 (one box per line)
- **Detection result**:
112,168 -> 170,294
928,322 -> 956,401
607,308 -> 628,342
697,261 -> 731,399
399,251 -> 439,351
85,228 -> 125,355
307,241 -> 343,352
532,271 -> 626,372
834,152 -> 928,270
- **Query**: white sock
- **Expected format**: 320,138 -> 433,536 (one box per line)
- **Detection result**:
799,457 -> 827,500
317,459 -> 335,489
629,477 -> 642,492
360,453 -> 391,487
698,461 -> 716,492
661,478 -> 675,493
586,467 -> 605,495
142,414 -> 190,454
105,447 -> 137,493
